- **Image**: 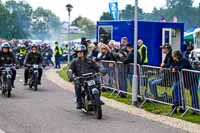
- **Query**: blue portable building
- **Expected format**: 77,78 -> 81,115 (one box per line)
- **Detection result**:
96,20 -> 184,66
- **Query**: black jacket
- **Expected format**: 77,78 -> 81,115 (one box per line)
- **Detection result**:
24,52 -> 43,65
163,52 -> 173,68
171,58 -> 192,71
123,50 -> 141,65
69,58 -> 101,77
96,52 -> 112,61
0,52 -> 15,66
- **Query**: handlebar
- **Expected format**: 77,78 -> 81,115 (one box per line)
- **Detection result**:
0,64 -> 14,70
74,73 -> 99,80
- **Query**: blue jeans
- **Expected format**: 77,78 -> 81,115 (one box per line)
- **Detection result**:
148,78 -> 163,97
55,56 -> 61,69
189,83 -> 199,109
172,81 -> 185,108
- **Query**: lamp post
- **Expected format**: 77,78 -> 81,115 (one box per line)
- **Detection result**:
66,4 -> 73,64
132,0 -> 138,106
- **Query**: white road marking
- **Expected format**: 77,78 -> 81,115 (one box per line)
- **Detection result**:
19,79 -> 23,82
0,128 -> 5,133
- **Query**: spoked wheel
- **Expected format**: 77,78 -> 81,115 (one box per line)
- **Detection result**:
2,87 -> 6,95
7,78 -> 12,98
28,79 -> 33,89
33,73 -> 38,91
94,95 -> 102,120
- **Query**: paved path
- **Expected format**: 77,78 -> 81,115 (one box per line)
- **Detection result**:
0,69 -> 187,133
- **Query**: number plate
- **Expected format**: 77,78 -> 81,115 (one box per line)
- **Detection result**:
33,65 -> 39,69
87,80 -> 95,86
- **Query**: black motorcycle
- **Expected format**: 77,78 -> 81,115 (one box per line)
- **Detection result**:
0,64 -> 13,98
16,53 -> 25,68
74,73 -> 103,119
27,64 -> 40,91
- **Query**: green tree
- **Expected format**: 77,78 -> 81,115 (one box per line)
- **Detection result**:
120,4 -> 144,20
166,0 -> 193,8
72,16 -> 96,38
0,3 -> 25,39
5,0 -> 33,38
100,12 -> 113,20
31,7 -> 62,40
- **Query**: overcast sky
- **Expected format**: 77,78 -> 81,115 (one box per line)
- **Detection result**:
2,0 -> 200,22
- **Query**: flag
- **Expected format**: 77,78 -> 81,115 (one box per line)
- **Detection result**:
109,2 -> 119,20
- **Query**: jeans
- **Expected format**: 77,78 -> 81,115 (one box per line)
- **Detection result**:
148,78 -> 163,97
55,55 -> 61,69
189,83 -> 199,109
172,81 -> 185,108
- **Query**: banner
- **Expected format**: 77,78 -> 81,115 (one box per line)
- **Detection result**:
109,1 -> 119,20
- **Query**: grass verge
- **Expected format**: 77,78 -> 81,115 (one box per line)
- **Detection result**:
57,67 -> 200,124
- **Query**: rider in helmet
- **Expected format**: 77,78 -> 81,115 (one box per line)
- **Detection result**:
0,43 -> 16,88
68,44 -> 103,109
18,44 -> 27,56
24,44 -> 43,85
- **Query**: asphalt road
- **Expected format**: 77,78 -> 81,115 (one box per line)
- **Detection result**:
0,69 -> 187,133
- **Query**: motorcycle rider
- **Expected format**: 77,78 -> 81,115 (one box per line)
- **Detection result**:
68,44 -> 103,109
0,43 -> 16,88
18,44 -> 27,56
24,44 -> 43,85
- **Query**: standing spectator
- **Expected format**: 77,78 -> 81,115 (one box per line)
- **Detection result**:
54,41 -> 62,69
137,39 -> 148,65
118,37 -> 129,98
47,45 -> 54,67
81,37 -> 87,48
148,44 -> 173,98
187,41 -> 194,51
108,40 -> 115,50
111,42 -> 121,61
123,44 -> 141,87
89,42 -> 99,59
95,44 -> 112,61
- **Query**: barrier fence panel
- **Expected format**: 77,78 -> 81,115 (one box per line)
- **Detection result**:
140,65 -> 185,114
100,60 -> 141,99
100,60 -> 119,95
127,63 -> 142,98
116,62 -> 132,96
181,69 -> 200,116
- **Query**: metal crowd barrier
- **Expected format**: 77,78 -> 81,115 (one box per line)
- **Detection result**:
100,60 -> 119,96
139,65 -> 185,115
99,62 -> 200,116
181,69 -> 200,116
100,60 -> 141,99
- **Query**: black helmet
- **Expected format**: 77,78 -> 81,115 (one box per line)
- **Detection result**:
31,43 -> 37,49
1,43 -> 11,49
74,44 -> 87,52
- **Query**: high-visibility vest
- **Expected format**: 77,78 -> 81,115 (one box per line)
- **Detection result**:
20,49 -> 27,55
138,44 -> 148,64
54,45 -> 62,56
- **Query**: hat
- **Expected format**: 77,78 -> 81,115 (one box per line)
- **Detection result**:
160,44 -> 172,49
127,43 -> 133,48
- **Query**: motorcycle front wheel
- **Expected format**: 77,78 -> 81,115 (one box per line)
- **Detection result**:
93,95 -> 102,120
